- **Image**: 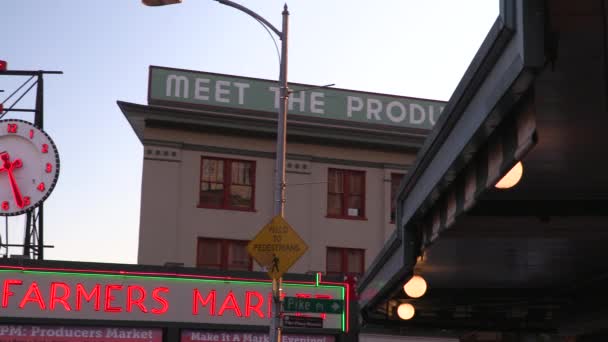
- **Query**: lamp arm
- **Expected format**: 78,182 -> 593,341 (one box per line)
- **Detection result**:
215,0 -> 283,39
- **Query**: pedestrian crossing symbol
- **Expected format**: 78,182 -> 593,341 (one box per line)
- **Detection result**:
247,215 -> 308,279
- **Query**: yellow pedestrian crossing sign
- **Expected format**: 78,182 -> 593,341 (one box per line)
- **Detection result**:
247,215 -> 308,279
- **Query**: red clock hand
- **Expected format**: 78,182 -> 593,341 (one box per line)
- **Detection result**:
0,153 -> 24,208
6,166 -> 24,208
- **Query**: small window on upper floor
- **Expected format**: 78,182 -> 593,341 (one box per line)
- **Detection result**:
199,157 -> 255,211
391,173 -> 405,223
326,247 -> 364,277
327,168 -> 365,219
196,238 -> 252,271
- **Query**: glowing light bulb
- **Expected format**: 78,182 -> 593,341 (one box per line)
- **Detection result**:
495,161 -> 523,189
403,275 -> 427,298
397,303 -> 415,320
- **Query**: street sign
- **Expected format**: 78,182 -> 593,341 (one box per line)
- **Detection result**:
282,315 -> 323,328
283,297 -> 344,314
247,215 -> 308,279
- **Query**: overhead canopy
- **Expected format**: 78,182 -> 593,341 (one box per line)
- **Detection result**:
358,0 -> 608,336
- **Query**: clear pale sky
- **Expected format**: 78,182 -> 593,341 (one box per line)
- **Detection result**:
1,0 -> 497,264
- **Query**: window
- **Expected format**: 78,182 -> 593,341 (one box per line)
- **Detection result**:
327,168 -> 365,219
326,247 -> 364,276
390,173 -> 404,222
199,157 -> 255,210
196,238 -> 252,271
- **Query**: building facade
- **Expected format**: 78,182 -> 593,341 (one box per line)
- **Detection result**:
0,65 -> 454,342
114,66 -> 461,342
119,66 -> 445,279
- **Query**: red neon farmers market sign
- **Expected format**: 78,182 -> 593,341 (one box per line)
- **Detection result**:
0,266 -> 347,331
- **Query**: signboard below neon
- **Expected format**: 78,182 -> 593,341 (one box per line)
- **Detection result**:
0,267 -> 346,331
0,325 -> 162,342
148,66 -> 445,129
182,330 -> 334,342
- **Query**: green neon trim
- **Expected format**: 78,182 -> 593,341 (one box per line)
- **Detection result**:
2,268 -> 348,332
283,280 -> 346,331
7,270 -> 342,293
341,286 -> 346,332
20,270 -> 271,286
283,282 -> 343,288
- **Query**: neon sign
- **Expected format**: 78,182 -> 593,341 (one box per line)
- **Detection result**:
2,280 -> 170,314
0,266 -> 347,331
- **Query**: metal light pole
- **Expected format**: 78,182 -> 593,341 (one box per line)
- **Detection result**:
142,2 -> 289,342
272,8 -> 288,342
210,1 -> 289,213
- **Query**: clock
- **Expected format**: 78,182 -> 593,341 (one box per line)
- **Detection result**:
0,119 -> 60,216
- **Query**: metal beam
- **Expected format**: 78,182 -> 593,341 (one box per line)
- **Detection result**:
0,70 -> 62,76
469,200 -> 608,217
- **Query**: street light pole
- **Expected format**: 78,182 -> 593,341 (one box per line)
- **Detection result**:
214,5 -> 289,342
271,9 -> 288,342
211,1 -> 290,214
275,4 -> 289,219
142,2 -> 289,342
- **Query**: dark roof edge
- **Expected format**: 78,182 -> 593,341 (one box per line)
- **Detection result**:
117,100 -> 429,151
117,100 -> 145,142
396,0 -> 545,210
358,0 -> 549,311
395,17 -> 514,208
357,16 -> 513,305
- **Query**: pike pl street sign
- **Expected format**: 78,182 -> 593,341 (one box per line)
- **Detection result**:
282,315 -> 323,329
283,297 -> 344,314
247,215 -> 308,279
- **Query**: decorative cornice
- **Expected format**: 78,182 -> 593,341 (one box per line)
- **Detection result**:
117,101 -> 428,153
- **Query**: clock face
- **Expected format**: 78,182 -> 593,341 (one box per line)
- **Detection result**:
0,119 -> 60,216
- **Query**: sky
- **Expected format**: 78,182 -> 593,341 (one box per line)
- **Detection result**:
1,0 -> 498,264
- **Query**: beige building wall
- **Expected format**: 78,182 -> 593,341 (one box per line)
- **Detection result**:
138,128 -> 414,275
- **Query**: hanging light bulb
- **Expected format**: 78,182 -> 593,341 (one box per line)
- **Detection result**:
495,161 -> 523,189
397,303 -> 415,320
403,275 -> 427,298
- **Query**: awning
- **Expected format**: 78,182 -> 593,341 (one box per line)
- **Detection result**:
358,0 -> 545,313
421,100 -> 537,249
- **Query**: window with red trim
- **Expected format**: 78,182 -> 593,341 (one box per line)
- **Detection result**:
196,238 -> 252,271
326,247 -> 364,276
390,173 -> 404,222
199,157 -> 255,210
327,168 -> 365,218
